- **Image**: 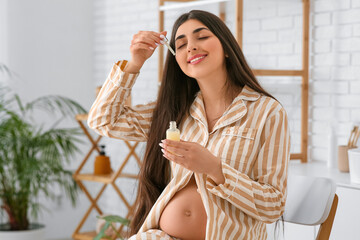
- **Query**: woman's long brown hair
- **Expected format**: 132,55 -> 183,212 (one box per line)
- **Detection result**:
129,10 -> 274,235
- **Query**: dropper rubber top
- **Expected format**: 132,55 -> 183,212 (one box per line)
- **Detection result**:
169,121 -> 177,129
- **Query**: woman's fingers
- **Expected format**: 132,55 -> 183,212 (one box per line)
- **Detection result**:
163,139 -> 191,148
162,148 -> 186,167
160,30 -> 167,37
160,144 -> 187,157
129,31 -> 169,64
131,42 -> 156,51
160,139 -> 222,176
162,140 -> 191,153
132,31 -> 164,48
159,140 -> 189,164
132,36 -> 158,49
159,139 -> 195,163
126,31 -> 168,72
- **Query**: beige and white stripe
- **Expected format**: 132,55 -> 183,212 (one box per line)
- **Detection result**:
88,60 -> 291,240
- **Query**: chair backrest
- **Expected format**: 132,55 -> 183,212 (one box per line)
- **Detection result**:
283,175 -> 338,240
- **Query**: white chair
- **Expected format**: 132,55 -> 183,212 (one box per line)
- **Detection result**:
283,175 -> 339,240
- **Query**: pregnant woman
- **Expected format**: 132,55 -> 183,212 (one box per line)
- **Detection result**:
88,10 -> 290,240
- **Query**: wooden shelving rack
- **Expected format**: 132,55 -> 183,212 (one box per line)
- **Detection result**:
72,114 -> 141,240
158,0 -> 310,162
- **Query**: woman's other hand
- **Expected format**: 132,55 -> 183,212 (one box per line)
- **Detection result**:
125,31 -> 167,73
160,139 -> 225,185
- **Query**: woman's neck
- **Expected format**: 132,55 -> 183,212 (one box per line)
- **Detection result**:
196,73 -> 240,130
196,68 -> 229,107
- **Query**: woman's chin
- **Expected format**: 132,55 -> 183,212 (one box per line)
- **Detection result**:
185,71 -> 208,80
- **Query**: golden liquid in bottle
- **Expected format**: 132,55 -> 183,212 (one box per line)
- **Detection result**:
166,121 -> 180,141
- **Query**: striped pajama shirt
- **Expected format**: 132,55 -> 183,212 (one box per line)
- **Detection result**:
88,60 -> 291,240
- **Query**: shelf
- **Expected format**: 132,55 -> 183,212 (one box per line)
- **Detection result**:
74,173 -> 139,183
76,114 -> 88,121
73,231 -> 98,240
252,69 -> 304,77
260,79 -> 302,86
162,0 -> 199,1
72,114 -> 140,238
289,161 -> 360,191
159,0 -> 231,11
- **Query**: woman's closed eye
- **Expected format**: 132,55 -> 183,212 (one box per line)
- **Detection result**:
176,36 -> 210,50
177,43 -> 186,50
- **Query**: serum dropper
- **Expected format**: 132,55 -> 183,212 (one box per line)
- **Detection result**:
166,121 -> 180,141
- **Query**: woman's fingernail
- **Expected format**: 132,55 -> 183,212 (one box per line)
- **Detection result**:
160,40 -> 165,44
149,47 -> 154,50
161,149 -> 165,154
160,35 -> 165,39
155,43 -> 159,46
161,139 -> 165,143
159,143 -> 164,148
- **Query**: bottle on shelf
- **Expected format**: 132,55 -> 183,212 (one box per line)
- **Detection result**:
94,145 -> 112,175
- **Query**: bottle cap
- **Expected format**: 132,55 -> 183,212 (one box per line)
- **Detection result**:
99,145 -> 106,155
169,121 -> 177,129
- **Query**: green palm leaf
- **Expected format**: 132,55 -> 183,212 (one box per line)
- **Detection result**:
0,82 -> 85,230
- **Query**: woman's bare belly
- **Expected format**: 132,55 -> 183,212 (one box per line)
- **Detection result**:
159,176 -> 207,240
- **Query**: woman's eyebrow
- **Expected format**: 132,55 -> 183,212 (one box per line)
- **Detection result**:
175,27 -> 210,41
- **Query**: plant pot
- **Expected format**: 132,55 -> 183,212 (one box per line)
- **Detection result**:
0,223 -> 45,240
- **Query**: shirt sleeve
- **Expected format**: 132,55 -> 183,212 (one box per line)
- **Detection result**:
87,60 -> 156,142
205,107 -> 290,223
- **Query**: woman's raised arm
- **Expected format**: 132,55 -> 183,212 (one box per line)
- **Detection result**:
87,31 -> 167,141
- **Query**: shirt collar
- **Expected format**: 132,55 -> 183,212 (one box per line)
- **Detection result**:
235,85 -> 261,102
189,85 -> 261,133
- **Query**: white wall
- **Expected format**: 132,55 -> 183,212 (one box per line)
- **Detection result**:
0,0 -> 8,66
2,0 -> 94,239
310,0 -> 360,164
7,0 -> 94,107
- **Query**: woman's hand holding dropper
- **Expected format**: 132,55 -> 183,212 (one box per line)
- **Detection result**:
124,30 -> 167,73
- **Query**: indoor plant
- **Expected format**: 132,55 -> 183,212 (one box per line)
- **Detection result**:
94,215 -> 130,240
0,80 -> 86,237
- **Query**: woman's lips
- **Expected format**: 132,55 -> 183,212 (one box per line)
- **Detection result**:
188,55 -> 207,65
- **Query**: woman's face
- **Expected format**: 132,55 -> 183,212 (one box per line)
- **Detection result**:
174,19 -> 226,80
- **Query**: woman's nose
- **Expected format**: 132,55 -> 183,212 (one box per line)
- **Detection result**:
187,41 -> 197,52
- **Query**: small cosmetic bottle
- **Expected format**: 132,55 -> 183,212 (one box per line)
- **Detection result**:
166,121 -> 180,141
94,145 -> 112,175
